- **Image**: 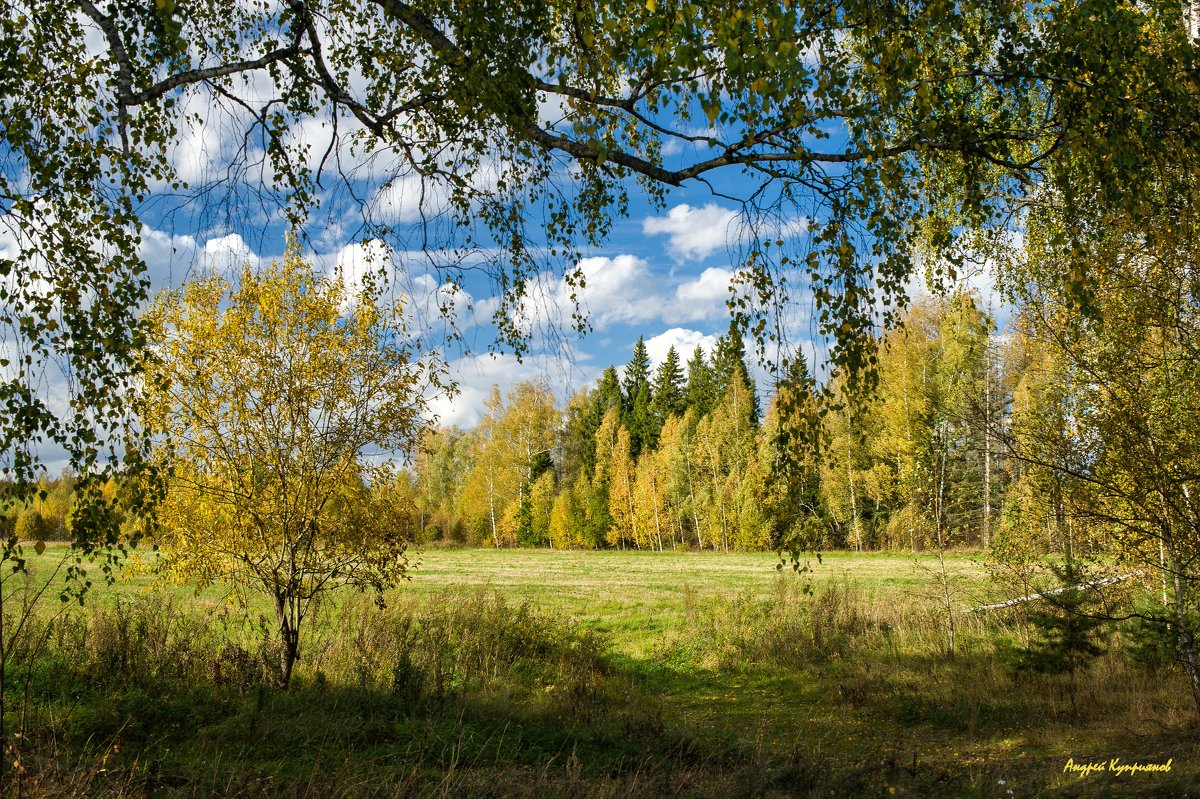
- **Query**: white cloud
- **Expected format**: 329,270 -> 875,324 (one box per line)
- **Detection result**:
371,173 -> 452,225
569,255 -> 666,328
674,266 -> 734,308
428,352 -> 598,428
139,226 -> 200,291
642,203 -> 738,260
536,91 -> 573,130
332,239 -> 393,298
200,233 -> 262,275
645,328 -> 718,367
502,254 -> 745,337
514,255 -> 658,335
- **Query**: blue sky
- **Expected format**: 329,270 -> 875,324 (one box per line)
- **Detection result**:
98,76 -> 851,431
128,132 -> 1005,433
2,71 -> 1005,471
134,181 -> 792,428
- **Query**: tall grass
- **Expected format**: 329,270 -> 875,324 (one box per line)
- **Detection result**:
0,570 -> 1191,797
665,573 -> 1196,733
0,589 -> 780,798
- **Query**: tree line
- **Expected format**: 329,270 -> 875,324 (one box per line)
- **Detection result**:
403,291 -> 1072,558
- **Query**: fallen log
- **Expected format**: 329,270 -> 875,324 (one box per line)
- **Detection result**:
968,571 -> 1144,613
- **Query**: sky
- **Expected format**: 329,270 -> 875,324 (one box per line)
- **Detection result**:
129,161 -> 1006,433
2,38 -> 1010,479
132,182 -> 818,430
126,132 -> 1011,437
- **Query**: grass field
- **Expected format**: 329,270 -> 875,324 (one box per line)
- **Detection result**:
401,548 -> 994,656
2,546 -> 1196,797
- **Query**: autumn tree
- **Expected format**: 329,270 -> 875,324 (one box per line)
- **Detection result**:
819,377 -> 878,550
633,441 -> 670,551
458,388 -> 517,546
413,428 -> 474,543
693,368 -> 759,550
141,245 -> 443,687
499,381 -> 559,545
864,300 -> 936,550
761,351 -> 825,553
606,426 -> 639,549
587,407 -> 621,548
658,410 -> 705,549
999,194 -> 1200,712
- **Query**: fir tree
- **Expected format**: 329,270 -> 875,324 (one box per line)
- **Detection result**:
623,337 -> 652,411
623,338 -> 655,456
651,346 -> 687,423
713,325 -> 760,423
628,382 -> 655,458
1012,561 -> 1108,714
685,346 -> 717,416
594,366 -> 624,420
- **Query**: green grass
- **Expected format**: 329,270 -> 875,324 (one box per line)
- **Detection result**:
394,547 -> 991,657
3,545 -> 1195,797
20,545 -> 992,658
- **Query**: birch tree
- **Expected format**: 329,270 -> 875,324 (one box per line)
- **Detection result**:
142,245 -> 442,686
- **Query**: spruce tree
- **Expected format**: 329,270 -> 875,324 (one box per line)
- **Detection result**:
628,383 -> 655,458
594,366 -> 624,419
685,346 -> 717,416
651,346 -> 687,423
623,338 -> 655,457
623,337 -> 653,412
713,325 -> 760,423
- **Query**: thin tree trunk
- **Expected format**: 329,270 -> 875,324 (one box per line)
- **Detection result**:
846,408 -> 861,551
0,572 -> 7,797
682,449 -> 703,549
486,477 -> 499,547
1167,482 -> 1200,715
275,594 -> 300,688
651,476 -> 664,552
903,342 -> 915,552
983,340 -> 992,549
1166,539 -> 1200,716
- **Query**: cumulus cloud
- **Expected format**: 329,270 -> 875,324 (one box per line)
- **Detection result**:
644,328 -> 718,367
139,226 -> 200,291
510,255 -> 741,338
565,255 -> 665,328
199,233 -> 263,275
642,203 -> 739,260
427,352 -> 598,428
674,266 -> 734,308
370,173 -> 453,225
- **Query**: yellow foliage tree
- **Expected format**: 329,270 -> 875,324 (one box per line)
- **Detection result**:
606,426 -> 638,549
141,244 -> 443,686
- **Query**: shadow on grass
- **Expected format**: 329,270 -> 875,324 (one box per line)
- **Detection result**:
3,583 -> 1197,798
3,588 -> 821,798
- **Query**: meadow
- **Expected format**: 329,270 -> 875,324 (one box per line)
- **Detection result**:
0,546 -> 1194,798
